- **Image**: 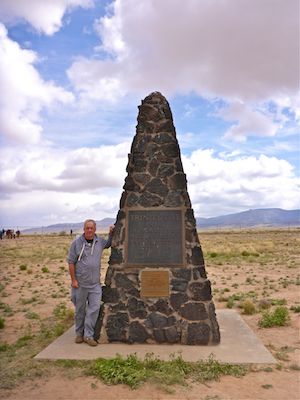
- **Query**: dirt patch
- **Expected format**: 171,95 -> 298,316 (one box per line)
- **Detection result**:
0,230 -> 299,399
1,370 -> 299,400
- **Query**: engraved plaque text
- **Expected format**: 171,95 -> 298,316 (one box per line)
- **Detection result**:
126,209 -> 183,265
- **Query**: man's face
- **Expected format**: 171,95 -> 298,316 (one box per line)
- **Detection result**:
84,222 -> 96,240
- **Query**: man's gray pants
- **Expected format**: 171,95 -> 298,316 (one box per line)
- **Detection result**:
71,284 -> 102,339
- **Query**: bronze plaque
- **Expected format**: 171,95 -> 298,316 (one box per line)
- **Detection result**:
140,270 -> 170,297
126,209 -> 184,265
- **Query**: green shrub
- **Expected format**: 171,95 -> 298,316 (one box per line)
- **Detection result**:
38,321 -> 69,341
226,297 -> 235,309
271,298 -> 287,306
25,311 -> 40,320
275,348 -> 291,361
0,317 -> 5,329
88,353 -> 247,389
0,342 -> 9,351
53,324 -> 65,337
210,252 -> 218,258
53,303 -> 74,321
0,302 -> 13,316
19,264 -> 27,271
225,293 -> 247,308
20,296 -> 37,305
241,250 -> 250,257
259,306 -> 290,328
15,335 -> 33,348
41,267 -> 49,273
262,384 -> 273,389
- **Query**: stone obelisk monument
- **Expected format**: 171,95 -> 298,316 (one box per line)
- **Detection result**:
99,92 -> 220,345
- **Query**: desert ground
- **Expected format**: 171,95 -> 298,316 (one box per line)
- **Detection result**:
0,228 -> 299,400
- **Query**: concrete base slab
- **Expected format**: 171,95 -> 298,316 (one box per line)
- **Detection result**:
35,310 -> 276,364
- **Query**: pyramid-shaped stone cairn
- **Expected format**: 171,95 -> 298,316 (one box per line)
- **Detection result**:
99,92 -> 220,345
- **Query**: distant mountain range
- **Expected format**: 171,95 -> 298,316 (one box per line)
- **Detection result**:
22,208 -> 299,234
196,208 -> 300,228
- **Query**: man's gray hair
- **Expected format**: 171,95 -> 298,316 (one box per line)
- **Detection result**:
83,219 -> 96,228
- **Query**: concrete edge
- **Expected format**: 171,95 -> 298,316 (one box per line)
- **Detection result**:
35,310 -> 276,364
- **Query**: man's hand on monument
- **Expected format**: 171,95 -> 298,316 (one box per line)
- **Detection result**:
109,225 -> 115,235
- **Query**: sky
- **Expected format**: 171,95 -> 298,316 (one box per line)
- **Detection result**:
0,0 -> 299,229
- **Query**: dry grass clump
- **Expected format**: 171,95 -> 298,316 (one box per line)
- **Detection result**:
241,300 -> 256,315
202,228 -> 300,268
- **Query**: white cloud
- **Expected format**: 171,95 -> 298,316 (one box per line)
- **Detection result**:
182,149 -> 299,217
68,0 -> 299,104
67,58 -> 126,104
0,141 -> 129,227
58,143 -> 129,191
0,24 -> 74,143
219,102 -> 279,142
67,0 -> 299,141
0,190 -> 119,228
0,143 -> 298,226
0,142 -> 129,194
93,0 -> 127,60
0,0 -> 93,35
269,141 -> 298,153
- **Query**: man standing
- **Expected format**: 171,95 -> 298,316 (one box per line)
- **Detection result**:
68,219 -> 113,346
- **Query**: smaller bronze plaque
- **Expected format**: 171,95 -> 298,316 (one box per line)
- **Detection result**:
140,270 -> 170,298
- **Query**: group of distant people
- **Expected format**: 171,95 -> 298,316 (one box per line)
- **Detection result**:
0,229 -> 20,239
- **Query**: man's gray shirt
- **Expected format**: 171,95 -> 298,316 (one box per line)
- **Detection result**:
68,234 -> 111,288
